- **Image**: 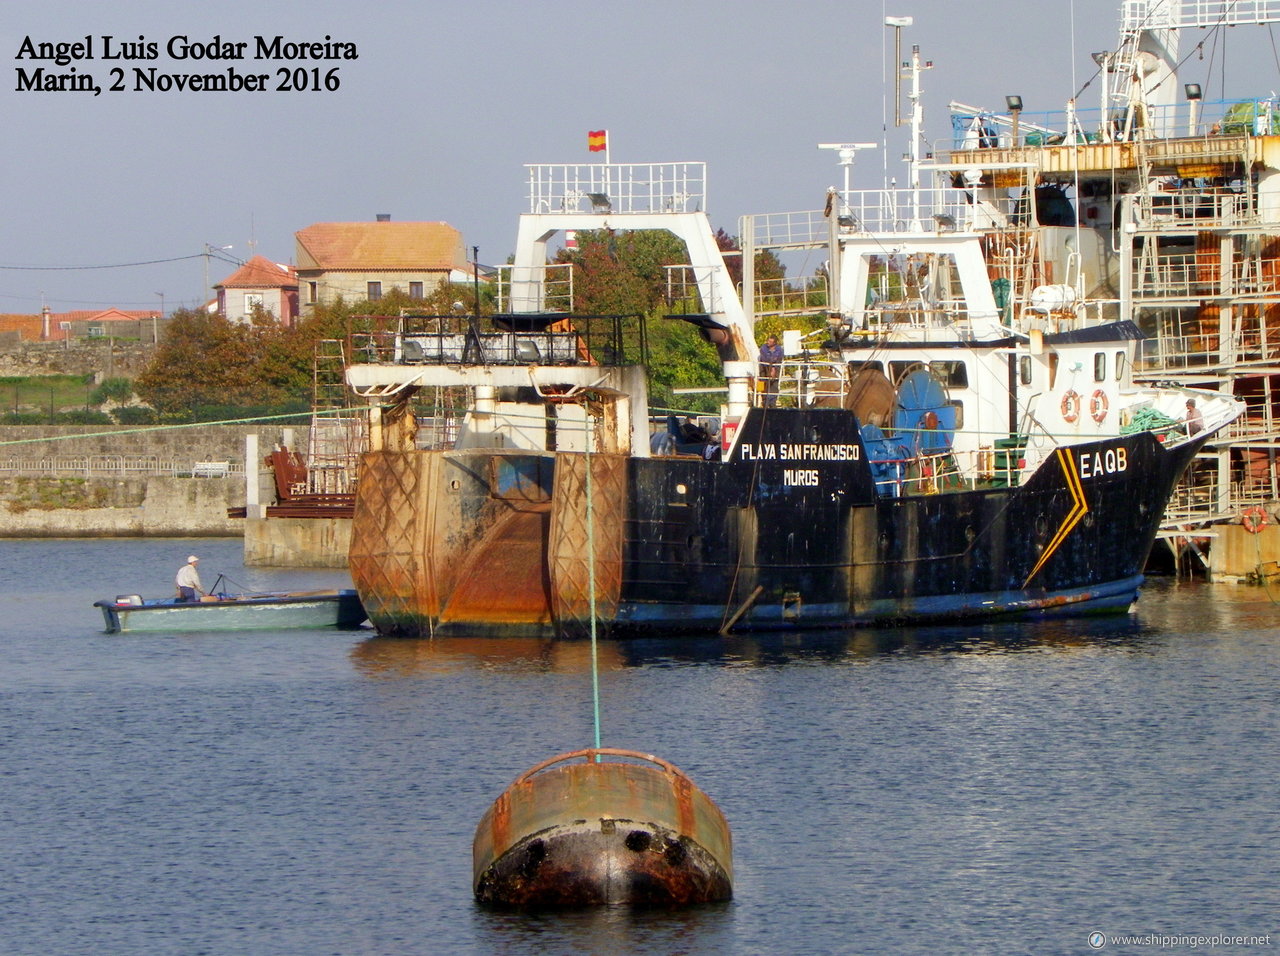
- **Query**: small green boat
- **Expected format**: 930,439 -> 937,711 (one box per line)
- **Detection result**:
94,589 -> 366,633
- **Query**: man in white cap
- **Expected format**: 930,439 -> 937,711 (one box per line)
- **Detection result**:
176,555 -> 205,602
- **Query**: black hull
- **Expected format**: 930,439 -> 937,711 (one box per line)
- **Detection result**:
351,408 -> 1202,637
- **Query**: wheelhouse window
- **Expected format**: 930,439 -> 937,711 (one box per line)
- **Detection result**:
864,251 -> 969,327
890,361 -> 916,384
1093,351 -> 1106,382
1114,350 -> 1126,381
889,360 -> 967,387
1019,355 -> 1032,385
929,360 -> 969,388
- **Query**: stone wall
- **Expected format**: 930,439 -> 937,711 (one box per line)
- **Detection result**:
0,423 -> 300,463
0,340 -> 154,378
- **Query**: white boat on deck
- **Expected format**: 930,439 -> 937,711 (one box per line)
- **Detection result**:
94,589 -> 366,633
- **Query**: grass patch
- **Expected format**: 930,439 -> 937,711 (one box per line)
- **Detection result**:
0,375 -> 98,417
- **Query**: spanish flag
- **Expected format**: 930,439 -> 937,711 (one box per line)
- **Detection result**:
587,130 -> 607,152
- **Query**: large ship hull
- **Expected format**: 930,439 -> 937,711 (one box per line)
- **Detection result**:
349,408 -> 1201,638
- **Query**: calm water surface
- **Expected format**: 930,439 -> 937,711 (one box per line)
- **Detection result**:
1,538 -> 1277,955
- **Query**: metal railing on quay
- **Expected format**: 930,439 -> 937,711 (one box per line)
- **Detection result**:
0,456 -> 244,478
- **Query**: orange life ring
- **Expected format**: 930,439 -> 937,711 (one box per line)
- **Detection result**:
1242,506 -> 1269,534
1061,389 -> 1081,423
1090,389 -> 1109,423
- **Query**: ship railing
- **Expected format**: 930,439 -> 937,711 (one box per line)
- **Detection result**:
414,413 -> 464,451
1133,186 -> 1253,230
1134,332 -> 1225,373
495,262 -> 574,313
0,455 -> 244,477
1129,245 -> 1280,298
749,275 -> 830,318
745,210 -> 828,249
745,189 -> 984,246
1131,0 -> 1280,30
396,330 -> 587,366
348,313 -> 643,369
1232,471 -> 1280,507
943,97 -> 1278,151
765,359 -> 849,407
1133,251 -> 1208,297
526,163 -> 706,216
1134,319 -> 1280,372
862,302 -> 996,331
865,447 -> 1001,497
663,265 -> 732,315
835,188 -> 976,234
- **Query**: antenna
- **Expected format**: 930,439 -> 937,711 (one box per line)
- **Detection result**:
817,143 -> 877,209
884,15 -> 913,128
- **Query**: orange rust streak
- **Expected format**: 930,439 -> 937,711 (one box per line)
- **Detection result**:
441,506 -> 553,625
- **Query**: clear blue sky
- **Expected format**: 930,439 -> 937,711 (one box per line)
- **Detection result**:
4,0 -> 1278,313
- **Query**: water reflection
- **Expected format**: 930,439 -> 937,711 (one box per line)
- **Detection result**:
349,609 -> 1165,677
351,635 -> 627,677
470,898 -> 734,954
348,579 -> 1277,677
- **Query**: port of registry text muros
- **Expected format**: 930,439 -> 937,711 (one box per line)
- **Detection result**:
14,35 -> 357,94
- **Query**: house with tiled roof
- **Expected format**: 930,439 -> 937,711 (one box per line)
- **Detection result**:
0,313 -> 43,345
57,308 -> 164,342
294,217 -> 469,314
214,255 -> 299,326
1,308 -> 164,344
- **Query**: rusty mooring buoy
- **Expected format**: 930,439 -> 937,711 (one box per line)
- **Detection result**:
473,747 -> 733,907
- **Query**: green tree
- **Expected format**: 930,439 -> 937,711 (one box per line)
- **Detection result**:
88,377 -> 133,407
135,309 -> 308,417
555,229 -> 690,315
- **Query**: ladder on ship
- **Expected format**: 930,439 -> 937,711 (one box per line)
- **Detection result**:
305,339 -> 366,496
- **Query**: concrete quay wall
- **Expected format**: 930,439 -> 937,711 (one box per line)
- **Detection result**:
243,516 -> 351,568
0,426 -> 350,566
0,474 -> 351,568
0,475 -> 245,537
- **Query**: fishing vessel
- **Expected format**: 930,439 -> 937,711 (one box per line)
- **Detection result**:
333,1 -> 1280,636
339,172 -> 1237,635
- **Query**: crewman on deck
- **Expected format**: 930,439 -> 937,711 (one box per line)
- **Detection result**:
1184,398 -> 1204,437
759,335 -> 783,407
176,555 -> 205,602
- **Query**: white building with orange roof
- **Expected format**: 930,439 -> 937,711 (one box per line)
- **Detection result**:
213,255 -> 299,326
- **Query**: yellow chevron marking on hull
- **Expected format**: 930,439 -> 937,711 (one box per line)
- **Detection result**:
1022,447 -> 1089,588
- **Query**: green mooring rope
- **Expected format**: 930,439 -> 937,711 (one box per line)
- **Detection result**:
585,415 -> 602,752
